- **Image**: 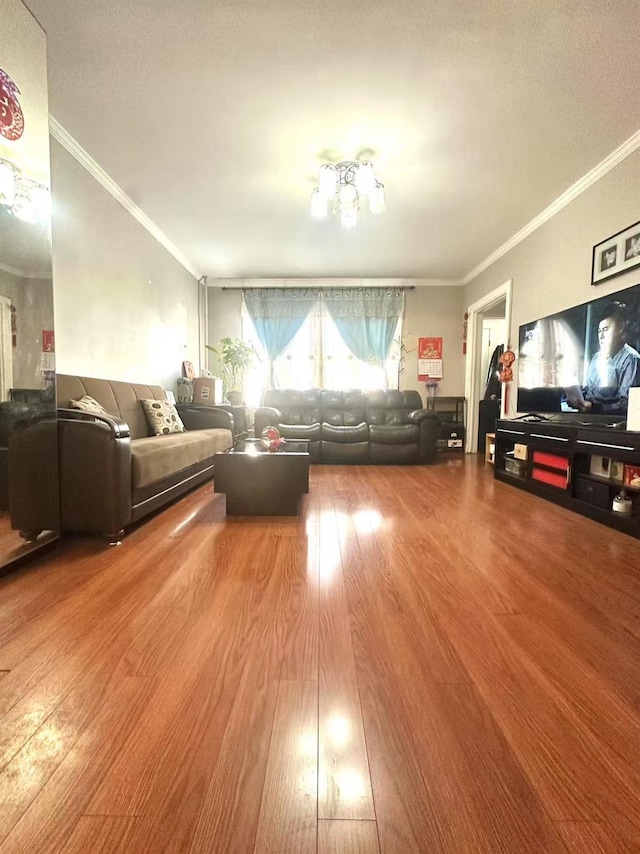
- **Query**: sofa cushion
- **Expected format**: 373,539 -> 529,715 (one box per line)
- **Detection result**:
131,428 -> 232,489
69,394 -> 107,414
321,390 -> 366,426
140,399 -> 185,435
57,375 -> 166,440
366,389 -> 423,425
321,422 -> 369,443
262,389 -> 321,425
369,423 -> 420,444
278,422 -> 322,441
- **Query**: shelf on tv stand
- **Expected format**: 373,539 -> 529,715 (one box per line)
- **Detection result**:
494,419 -> 640,539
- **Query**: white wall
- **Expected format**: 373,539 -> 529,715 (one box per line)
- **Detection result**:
50,140 -> 199,390
207,281 -> 466,402
207,288 -> 242,368
402,285 -> 465,401
464,148 -> 640,370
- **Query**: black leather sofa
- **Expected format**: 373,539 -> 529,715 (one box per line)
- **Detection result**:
254,389 -> 440,464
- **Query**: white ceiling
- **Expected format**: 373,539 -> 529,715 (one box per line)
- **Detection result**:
26,0 -> 640,280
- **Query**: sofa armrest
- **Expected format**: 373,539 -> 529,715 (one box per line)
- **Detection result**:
407,408 -> 440,425
58,407 -> 131,439
407,409 -> 440,463
177,406 -> 234,433
210,404 -> 248,435
58,411 -> 132,537
254,406 -> 284,436
9,418 -> 60,535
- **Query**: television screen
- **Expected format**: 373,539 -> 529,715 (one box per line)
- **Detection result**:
517,281 -> 640,416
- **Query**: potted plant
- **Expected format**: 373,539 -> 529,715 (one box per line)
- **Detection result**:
206,337 -> 255,405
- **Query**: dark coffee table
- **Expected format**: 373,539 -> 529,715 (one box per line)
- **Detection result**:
213,439 -> 310,516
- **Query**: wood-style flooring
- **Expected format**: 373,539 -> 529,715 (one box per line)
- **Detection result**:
0,459 -> 638,853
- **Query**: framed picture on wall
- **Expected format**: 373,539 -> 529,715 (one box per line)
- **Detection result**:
592,219 -> 640,285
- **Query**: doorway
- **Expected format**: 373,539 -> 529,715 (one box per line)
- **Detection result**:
464,279 -> 513,453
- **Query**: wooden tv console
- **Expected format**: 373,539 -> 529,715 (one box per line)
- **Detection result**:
494,419 -> 640,539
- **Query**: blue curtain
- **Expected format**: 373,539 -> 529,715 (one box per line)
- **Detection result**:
324,288 -> 404,368
244,288 -> 318,386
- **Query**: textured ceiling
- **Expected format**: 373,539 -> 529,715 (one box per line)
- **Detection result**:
26,0 -> 640,280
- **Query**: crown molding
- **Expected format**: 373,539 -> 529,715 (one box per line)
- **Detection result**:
49,116 -> 201,279
0,260 -> 52,280
463,127 -> 640,285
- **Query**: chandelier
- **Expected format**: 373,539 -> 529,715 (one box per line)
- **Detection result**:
0,157 -> 50,225
310,160 -> 385,229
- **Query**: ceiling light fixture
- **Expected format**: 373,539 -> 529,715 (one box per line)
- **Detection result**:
310,160 -> 385,229
0,157 -> 50,225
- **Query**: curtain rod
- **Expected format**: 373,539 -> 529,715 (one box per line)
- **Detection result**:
219,285 -> 415,291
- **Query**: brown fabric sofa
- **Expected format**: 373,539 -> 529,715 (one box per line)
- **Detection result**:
57,374 -> 234,543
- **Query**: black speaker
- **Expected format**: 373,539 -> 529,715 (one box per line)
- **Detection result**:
477,399 -> 500,453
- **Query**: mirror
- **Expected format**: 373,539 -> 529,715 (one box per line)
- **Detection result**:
0,1 -> 59,571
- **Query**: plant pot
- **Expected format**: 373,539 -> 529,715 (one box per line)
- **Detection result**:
227,391 -> 243,406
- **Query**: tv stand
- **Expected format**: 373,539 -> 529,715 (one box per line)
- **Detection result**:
494,419 -> 640,539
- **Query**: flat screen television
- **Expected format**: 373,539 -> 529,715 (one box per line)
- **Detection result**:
517,281 -> 640,418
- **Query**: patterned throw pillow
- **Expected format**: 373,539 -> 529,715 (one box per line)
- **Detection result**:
69,394 -> 107,414
140,399 -> 185,435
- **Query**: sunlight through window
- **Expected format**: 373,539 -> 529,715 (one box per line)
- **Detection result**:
241,298 -> 401,405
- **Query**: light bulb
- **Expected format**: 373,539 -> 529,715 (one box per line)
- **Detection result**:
355,161 -> 375,194
310,187 -> 328,220
0,159 -> 19,208
28,183 -> 51,224
12,190 -> 36,223
369,182 -> 386,214
318,164 -> 338,197
12,180 -> 50,224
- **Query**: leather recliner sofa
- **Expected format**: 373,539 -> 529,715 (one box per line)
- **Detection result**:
254,389 -> 440,464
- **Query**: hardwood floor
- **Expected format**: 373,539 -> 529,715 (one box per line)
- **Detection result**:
0,458 -> 638,853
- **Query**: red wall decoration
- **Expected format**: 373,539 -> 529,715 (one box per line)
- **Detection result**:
417,337 -> 444,381
0,69 -> 24,141
42,330 -> 55,352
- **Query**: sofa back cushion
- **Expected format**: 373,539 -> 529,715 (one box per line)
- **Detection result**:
262,387 -> 424,427
262,388 -> 321,425
321,390 -> 367,426
366,389 -> 423,425
57,374 -> 166,440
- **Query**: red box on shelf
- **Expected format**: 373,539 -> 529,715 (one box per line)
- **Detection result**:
532,450 -> 570,471
531,468 -> 569,490
624,465 -> 640,490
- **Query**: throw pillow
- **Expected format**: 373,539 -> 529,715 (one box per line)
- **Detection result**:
69,394 -> 107,414
140,399 -> 185,435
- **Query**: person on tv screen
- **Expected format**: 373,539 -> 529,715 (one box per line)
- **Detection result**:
567,301 -> 640,414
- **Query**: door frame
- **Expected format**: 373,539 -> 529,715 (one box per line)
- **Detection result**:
0,295 -> 13,401
464,279 -> 513,453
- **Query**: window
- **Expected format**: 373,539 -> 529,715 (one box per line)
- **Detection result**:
242,299 -> 402,406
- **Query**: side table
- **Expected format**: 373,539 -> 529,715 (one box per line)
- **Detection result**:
485,432 -> 496,465
214,440 -> 310,515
